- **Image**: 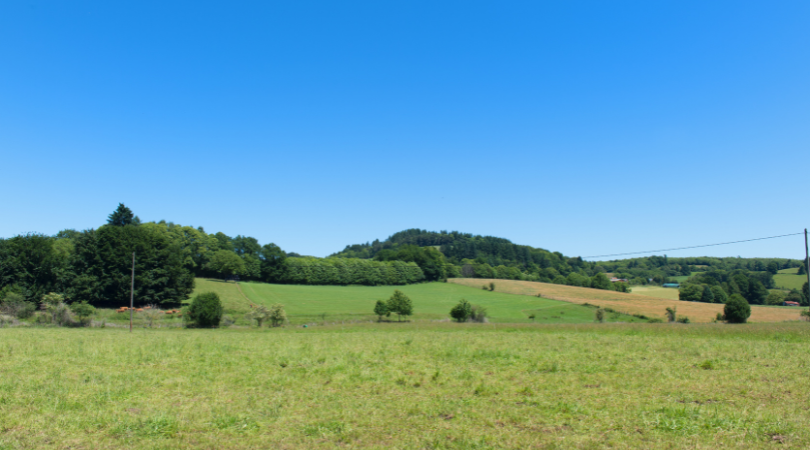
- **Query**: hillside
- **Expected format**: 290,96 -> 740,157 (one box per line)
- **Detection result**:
447,278 -> 803,323
191,278 -> 647,325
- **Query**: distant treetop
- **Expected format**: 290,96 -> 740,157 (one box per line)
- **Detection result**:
107,203 -> 140,226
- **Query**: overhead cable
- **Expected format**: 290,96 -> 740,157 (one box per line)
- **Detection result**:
583,232 -> 803,259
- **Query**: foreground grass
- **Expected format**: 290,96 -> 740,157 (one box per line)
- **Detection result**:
1,324 -> 808,449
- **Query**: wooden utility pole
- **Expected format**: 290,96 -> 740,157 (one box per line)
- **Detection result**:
805,229 -> 809,302
130,252 -> 135,333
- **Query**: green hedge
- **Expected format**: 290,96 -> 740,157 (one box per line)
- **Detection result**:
280,258 -> 424,286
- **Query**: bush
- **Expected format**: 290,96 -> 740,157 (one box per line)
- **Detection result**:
528,313 -> 536,321
187,292 -> 223,328
800,309 -> 809,322
0,292 -> 36,319
450,299 -> 471,323
246,305 -> 271,327
676,316 -> 690,324
70,301 -> 96,326
595,308 -> 605,323
724,294 -> 751,324
268,304 -> 286,327
469,305 -> 488,323
140,305 -> 163,328
647,317 -> 664,323
489,282 -> 495,292
665,307 -> 677,323
220,314 -> 235,327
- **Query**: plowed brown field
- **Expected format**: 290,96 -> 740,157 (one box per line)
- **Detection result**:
448,278 -> 803,323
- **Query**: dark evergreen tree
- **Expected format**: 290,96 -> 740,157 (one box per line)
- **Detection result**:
107,203 -> 136,226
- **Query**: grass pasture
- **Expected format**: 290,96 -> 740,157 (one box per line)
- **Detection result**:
1,324 -> 809,449
773,269 -> 807,291
622,285 -> 681,300
448,278 -> 804,323
236,280 -> 648,325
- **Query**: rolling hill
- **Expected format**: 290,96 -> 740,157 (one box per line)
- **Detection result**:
447,278 -> 804,323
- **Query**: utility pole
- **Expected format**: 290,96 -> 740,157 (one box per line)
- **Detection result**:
805,229 -> 809,303
130,252 -> 135,333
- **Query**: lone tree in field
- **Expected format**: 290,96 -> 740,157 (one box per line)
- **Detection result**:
450,299 -> 472,322
387,290 -> 413,322
373,300 -> 389,322
187,292 -> 223,328
595,308 -> 605,323
268,304 -> 286,327
724,294 -> 751,324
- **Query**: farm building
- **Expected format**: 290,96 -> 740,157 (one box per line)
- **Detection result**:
782,301 -> 801,307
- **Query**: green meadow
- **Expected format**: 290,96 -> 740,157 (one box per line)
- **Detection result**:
204,279 -> 648,325
1,323 -> 808,449
773,268 -> 807,290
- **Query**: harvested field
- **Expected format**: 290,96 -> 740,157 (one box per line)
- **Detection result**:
448,278 -> 804,323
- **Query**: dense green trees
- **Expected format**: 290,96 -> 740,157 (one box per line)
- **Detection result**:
281,258 -> 423,285
679,269 -> 774,306
206,250 -> 246,279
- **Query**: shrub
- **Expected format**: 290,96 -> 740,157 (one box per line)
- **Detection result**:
41,293 -> 75,327
246,305 -> 271,327
715,312 -> 726,322
800,309 -> 809,322
268,304 -> 286,327
70,301 -> 96,326
647,317 -> 664,323
665,307 -> 676,323
482,285 -> 488,290
724,294 -> 751,324
187,292 -> 223,328
489,282 -> 495,292
220,314 -> 235,327
528,313 -> 536,321
0,292 -> 36,319
140,305 -> 163,328
676,316 -> 690,324
469,305 -> 487,323
373,300 -> 389,322
449,299 -> 471,323
595,308 -> 605,323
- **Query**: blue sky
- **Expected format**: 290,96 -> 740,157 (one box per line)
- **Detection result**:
1,1 -> 808,259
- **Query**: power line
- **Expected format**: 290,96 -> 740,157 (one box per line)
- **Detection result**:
583,232 -> 804,259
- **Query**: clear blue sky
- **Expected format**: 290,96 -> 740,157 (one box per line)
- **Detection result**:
1,1 -> 808,259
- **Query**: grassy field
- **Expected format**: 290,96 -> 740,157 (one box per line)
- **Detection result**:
622,285 -> 681,301
232,279 -> 647,325
449,278 -> 804,323
1,324 -> 808,449
773,268 -> 807,290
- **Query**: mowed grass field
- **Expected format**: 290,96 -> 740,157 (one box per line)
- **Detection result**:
1,324 -> 808,449
198,279 -> 647,325
774,267 -> 807,290
622,285 -> 681,301
448,278 -> 804,323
